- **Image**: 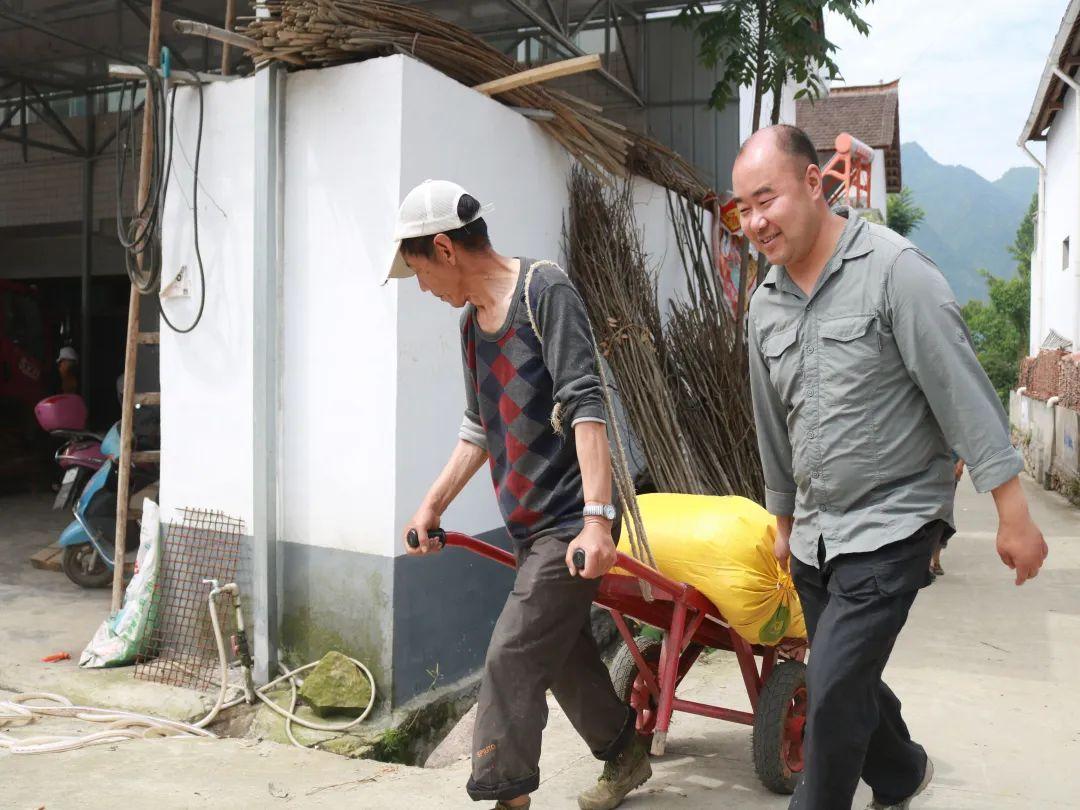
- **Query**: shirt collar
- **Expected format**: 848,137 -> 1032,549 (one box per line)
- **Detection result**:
760,206 -> 873,295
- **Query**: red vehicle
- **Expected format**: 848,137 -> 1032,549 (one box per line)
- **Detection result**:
409,529 -> 810,795
0,280 -> 51,420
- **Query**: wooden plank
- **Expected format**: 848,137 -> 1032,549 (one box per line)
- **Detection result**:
135,392 -> 160,406
132,450 -> 161,464
30,543 -> 64,572
114,0 -> 160,614
473,54 -> 601,96
136,331 -> 160,344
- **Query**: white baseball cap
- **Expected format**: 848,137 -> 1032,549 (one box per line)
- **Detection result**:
57,346 -> 79,363
385,179 -> 493,282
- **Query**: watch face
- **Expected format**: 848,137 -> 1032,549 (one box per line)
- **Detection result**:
603,504 -> 616,520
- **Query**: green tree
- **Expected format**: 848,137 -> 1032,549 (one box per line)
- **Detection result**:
680,1 -> 874,130
961,193 -> 1036,407
679,1 -> 874,354
886,187 -> 925,237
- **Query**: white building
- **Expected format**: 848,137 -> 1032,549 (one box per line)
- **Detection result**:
1020,0 -> 1080,355
158,54 -> 735,709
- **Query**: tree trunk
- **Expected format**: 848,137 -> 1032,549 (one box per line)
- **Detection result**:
770,64 -> 785,125
751,0 -> 768,133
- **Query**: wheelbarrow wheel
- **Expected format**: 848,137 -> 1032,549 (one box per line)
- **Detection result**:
610,636 -> 663,744
752,660 -> 808,794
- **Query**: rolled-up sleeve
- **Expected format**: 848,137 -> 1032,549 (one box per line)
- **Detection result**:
459,321 -> 488,452
535,283 -> 606,427
885,248 -> 1023,492
747,315 -> 797,515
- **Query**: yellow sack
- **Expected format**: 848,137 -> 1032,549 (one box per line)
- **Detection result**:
618,493 -> 806,645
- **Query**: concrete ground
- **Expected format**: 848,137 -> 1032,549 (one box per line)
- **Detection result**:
3,476 -> 1080,808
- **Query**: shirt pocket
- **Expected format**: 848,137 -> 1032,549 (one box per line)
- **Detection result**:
817,314 -> 880,391
762,324 -> 801,404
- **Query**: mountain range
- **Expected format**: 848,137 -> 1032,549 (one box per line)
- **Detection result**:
901,142 -> 1036,302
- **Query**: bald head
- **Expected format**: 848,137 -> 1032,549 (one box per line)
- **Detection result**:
731,124 -> 829,270
738,125 -> 819,178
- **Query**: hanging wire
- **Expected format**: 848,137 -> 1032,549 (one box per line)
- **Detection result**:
115,62 -> 207,333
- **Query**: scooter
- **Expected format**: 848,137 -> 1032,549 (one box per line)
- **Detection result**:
34,394 -> 106,510
59,407 -> 159,589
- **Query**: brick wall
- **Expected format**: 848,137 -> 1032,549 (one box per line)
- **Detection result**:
0,115 -> 135,228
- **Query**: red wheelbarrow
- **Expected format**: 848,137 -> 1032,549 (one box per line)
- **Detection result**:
408,528 -> 809,795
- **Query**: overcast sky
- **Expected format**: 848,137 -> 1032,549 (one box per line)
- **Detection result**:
823,0 -> 1066,181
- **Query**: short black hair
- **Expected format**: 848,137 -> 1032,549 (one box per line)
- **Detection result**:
776,124 -> 819,168
399,193 -> 491,258
738,124 -> 820,169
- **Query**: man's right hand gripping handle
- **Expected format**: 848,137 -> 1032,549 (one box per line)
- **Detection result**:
405,526 -> 447,555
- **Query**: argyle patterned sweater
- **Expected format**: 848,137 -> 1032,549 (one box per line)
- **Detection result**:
458,260 -> 605,546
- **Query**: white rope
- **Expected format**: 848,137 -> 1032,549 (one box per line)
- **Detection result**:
0,587 -> 377,755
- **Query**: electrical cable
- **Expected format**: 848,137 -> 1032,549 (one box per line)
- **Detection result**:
114,59 -> 207,333
158,80 -> 207,334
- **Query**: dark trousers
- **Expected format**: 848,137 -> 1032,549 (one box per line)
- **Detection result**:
466,536 -> 635,802
788,523 -> 941,810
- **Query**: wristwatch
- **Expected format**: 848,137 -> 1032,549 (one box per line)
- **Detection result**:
583,502 -> 617,521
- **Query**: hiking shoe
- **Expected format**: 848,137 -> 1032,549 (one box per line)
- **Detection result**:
578,735 -> 652,810
866,756 -> 934,809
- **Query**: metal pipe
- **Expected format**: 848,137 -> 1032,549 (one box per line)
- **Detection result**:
252,61 -> 286,684
1053,67 -> 1080,348
1018,139 -> 1046,355
81,102 -> 95,407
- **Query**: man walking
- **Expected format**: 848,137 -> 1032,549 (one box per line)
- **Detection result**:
387,179 -> 650,810
736,126 -> 1048,810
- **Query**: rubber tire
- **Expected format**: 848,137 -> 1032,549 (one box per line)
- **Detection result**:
61,545 -> 112,589
609,636 -> 663,741
752,660 -> 808,795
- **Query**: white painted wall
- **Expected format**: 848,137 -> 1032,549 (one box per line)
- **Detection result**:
870,147 -> 887,215
159,54 -> 725,563
392,58 -> 571,545
281,58 -> 405,557
160,78 -> 255,528
1039,83 -> 1080,349
739,81 -> 798,145
390,58 -> 695,545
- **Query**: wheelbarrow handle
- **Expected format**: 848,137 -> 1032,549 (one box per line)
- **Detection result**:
572,548 -> 586,571
406,528 -> 447,549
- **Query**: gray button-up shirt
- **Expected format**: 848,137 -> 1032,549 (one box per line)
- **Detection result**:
747,208 -> 1024,567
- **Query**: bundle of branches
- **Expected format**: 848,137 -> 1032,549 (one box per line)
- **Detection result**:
564,166 -> 704,495
664,194 -> 764,501
240,1 -> 709,202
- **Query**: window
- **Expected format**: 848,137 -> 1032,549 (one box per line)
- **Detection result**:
1064,237 -> 1070,271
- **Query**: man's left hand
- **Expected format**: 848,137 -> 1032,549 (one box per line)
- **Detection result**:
566,521 -> 617,579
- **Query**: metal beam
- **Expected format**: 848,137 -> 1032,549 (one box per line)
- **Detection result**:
541,0 -> 563,31
81,105 -> 95,405
0,96 -> 22,132
610,4 -> 639,97
252,61 -> 285,686
571,0 -> 606,38
0,130 -> 85,157
496,0 -> 643,105
26,82 -> 86,154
